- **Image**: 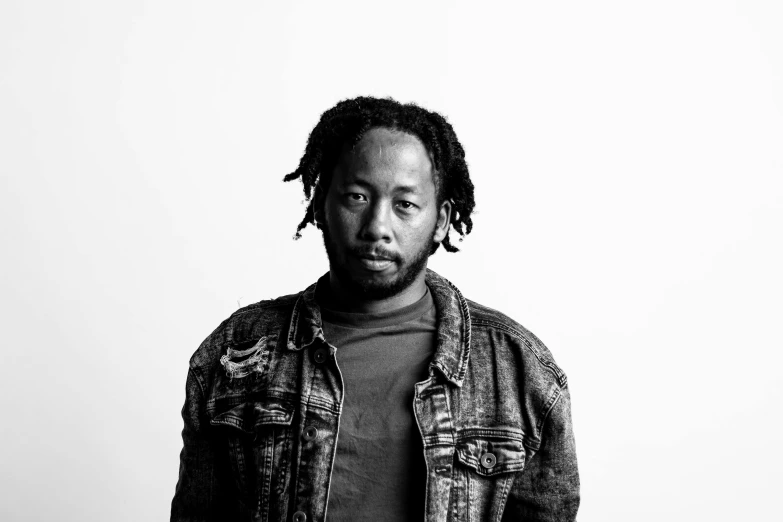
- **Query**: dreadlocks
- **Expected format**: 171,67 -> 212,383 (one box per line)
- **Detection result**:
283,96 -> 475,254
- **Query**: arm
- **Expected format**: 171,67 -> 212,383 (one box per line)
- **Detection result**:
502,385 -> 580,521
170,368 -> 222,522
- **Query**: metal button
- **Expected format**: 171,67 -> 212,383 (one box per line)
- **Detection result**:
480,452 -> 497,469
313,347 -> 328,364
292,511 -> 307,522
303,426 -> 318,441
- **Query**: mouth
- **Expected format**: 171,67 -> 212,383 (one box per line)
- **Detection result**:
356,255 -> 395,272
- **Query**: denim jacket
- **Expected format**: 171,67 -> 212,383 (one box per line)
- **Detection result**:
171,270 -> 579,521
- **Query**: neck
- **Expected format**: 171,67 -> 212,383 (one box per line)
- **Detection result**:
324,270 -> 428,314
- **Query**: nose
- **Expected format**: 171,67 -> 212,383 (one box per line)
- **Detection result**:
360,200 -> 392,242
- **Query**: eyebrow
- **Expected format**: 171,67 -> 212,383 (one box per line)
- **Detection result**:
343,178 -> 422,195
394,185 -> 421,195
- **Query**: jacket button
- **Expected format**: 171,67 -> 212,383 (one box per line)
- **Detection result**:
480,452 -> 497,469
302,426 -> 319,441
313,347 -> 328,364
292,511 -> 307,522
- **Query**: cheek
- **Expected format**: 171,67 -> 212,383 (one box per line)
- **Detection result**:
400,217 -> 437,248
414,210 -> 440,237
326,205 -> 360,237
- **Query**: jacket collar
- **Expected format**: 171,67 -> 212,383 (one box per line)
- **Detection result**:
285,269 -> 471,387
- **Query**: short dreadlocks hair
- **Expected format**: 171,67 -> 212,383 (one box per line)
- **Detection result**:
283,96 -> 475,254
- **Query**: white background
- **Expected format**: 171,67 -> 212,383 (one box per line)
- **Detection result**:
2,1 -> 781,520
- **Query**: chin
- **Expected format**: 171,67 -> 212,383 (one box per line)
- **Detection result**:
340,270 -> 410,300
321,226 -> 430,301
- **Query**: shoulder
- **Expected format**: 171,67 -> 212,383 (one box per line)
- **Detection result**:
458,294 -> 571,445
466,298 -> 568,389
187,291 -> 300,372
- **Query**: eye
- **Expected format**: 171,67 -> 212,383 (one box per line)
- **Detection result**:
346,193 -> 367,202
396,200 -> 417,211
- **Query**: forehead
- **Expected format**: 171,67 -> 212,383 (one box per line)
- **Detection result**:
334,128 -> 435,192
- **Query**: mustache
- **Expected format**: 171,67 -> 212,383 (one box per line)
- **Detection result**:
350,246 -> 400,262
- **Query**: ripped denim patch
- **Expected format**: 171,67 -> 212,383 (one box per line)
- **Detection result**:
220,337 -> 269,379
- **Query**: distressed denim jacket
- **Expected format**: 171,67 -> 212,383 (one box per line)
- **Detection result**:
171,270 -> 579,521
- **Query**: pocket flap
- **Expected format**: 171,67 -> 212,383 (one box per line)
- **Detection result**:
456,431 -> 526,477
210,399 -> 295,435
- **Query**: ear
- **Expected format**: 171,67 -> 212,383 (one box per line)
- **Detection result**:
313,182 -> 326,227
432,199 -> 453,244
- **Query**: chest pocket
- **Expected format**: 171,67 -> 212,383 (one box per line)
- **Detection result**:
455,430 -> 527,477
453,428 -> 527,519
210,399 -> 295,517
211,400 -> 294,435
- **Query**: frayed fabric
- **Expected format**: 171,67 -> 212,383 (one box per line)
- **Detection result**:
219,337 -> 269,379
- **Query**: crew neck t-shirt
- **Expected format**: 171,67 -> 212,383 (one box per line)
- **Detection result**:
317,286 -> 437,521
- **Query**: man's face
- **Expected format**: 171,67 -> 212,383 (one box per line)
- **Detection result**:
317,127 -> 450,300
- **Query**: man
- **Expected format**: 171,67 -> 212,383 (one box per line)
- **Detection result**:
171,96 -> 579,521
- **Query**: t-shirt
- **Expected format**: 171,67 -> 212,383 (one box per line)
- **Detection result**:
317,286 -> 437,521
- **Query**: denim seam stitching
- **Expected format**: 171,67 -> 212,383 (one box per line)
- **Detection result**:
471,319 -> 567,387
286,293 -> 304,350
189,367 -> 207,404
495,473 -> 515,522
445,277 -> 472,384
205,389 -> 299,411
535,387 -> 562,438
299,395 -> 340,415
431,272 -> 472,385
456,427 -> 525,441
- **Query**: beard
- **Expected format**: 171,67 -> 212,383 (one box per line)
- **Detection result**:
320,219 -> 434,301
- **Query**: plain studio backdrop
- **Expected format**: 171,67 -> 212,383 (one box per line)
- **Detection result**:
2,1 -> 781,520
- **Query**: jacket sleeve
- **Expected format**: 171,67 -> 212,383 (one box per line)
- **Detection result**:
170,368 -> 223,522
502,385 -> 580,521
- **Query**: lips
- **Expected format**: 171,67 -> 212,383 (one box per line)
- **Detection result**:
356,255 -> 395,272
